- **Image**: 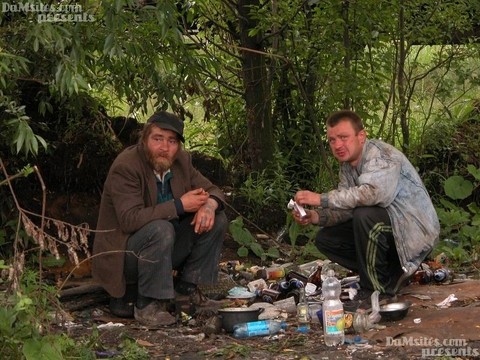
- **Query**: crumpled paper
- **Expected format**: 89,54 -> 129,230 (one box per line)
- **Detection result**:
436,293 -> 457,308
97,322 -> 125,329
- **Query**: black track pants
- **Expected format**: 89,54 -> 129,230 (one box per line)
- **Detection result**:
315,206 -> 403,295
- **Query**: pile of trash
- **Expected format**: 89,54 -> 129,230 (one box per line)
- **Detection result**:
215,253 -> 455,307
219,259 -> 357,308
203,254 -> 457,338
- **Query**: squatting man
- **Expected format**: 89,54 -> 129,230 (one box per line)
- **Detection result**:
92,111 -> 228,327
292,109 -> 440,309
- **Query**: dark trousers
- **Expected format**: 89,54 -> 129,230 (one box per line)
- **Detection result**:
315,206 -> 403,295
124,212 -> 228,300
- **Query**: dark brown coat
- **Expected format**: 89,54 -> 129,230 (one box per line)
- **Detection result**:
92,144 -> 225,297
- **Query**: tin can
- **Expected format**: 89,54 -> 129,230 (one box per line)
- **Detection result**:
433,268 -> 452,283
289,278 -> 305,289
286,271 -> 309,285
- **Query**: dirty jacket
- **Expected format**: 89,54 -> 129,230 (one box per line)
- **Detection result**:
92,144 -> 225,298
315,139 -> 440,277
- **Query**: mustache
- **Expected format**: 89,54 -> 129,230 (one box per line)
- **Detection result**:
146,149 -> 173,173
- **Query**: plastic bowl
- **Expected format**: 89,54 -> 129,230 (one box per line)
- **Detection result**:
379,301 -> 411,322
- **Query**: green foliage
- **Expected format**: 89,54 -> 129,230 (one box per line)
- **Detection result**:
0,52 -> 29,89
0,269 -> 150,360
434,165 -> 480,267
0,270 -> 88,360
229,217 -> 280,261
237,154 -> 297,222
0,97 -> 47,156
114,335 -> 149,360
285,214 -> 324,261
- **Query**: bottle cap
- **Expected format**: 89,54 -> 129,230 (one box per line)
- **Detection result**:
296,325 -> 310,333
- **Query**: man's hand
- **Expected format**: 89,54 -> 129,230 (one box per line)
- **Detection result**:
292,209 -> 319,225
191,198 -> 218,234
180,188 -> 209,212
294,190 -> 321,206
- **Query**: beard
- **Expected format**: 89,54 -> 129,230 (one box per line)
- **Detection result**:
146,149 -> 173,174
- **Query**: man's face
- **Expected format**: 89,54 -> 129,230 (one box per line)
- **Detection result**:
145,126 -> 180,173
327,119 -> 366,167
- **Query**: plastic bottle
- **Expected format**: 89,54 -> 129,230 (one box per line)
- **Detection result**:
296,286 -> 310,332
232,320 -> 287,339
352,291 -> 383,333
322,269 -> 345,346
352,308 -> 369,333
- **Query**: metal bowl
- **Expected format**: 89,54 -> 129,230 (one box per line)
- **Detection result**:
218,307 -> 264,333
379,301 -> 411,322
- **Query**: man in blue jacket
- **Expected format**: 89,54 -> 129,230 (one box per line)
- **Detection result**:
293,110 -> 440,308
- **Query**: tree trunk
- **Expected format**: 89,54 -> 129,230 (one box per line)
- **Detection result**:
397,0 -> 410,154
238,0 -> 274,171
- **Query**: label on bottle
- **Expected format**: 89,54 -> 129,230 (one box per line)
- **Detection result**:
324,309 -> 344,335
297,303 -> 309,323
266,267 -> 286,280
245,321 -> 270,336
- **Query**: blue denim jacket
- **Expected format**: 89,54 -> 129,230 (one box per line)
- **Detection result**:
316,139 -> 440,280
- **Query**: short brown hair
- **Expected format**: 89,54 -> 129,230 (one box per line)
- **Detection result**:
326,110 -> 364,133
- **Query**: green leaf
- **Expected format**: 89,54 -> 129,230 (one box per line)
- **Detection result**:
33,38 -> 39,52
467,202 -> 480,215
436,208 -> 470,227
228,217 -> 256,246
444,175 -> 473,200
237,246 -> 249,257
15,122 -> 28,154
265,247 -> 280,259
36,135 -> 48,151
249,242 -> 266,260
23,337 -> 63,360
438,198 -> 459,210
467,165 -> 480,181
471,213 -> 480,227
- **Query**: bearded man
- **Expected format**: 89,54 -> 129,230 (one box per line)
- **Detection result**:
92,111 -> 227,327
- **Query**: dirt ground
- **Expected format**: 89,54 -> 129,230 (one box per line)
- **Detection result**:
58,277 -> 480,360
55,240 -> 480,360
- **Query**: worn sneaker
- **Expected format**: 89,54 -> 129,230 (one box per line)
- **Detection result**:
134,300 -> 176,327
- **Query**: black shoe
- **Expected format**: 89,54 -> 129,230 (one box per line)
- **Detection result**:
109,297 -> 134,318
